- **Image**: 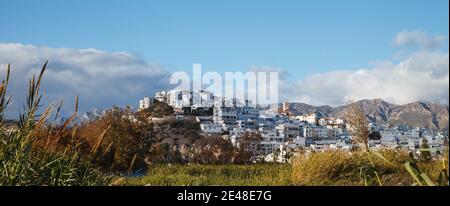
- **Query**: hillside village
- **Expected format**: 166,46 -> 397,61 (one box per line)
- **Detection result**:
137,90 -> 449,163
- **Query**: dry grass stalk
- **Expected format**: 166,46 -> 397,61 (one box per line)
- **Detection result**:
1,62 -> 111,185
90,124 -> 111,155
345,102 -> 370,151
128,153 -> 138,173
0,64 -> 11,121
345,101 -> 383,185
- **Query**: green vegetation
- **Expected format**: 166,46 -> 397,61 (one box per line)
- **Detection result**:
291,149 -> 448,186
404,147 -> 449,186
0,62 -> 111,185
291,150 -> 409,186
120,149 -> 448,186
419,139 -> 432,163
121,164 -> 292,186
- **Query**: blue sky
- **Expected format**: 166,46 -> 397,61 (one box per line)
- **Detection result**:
1,0 -> 448,79
0,0 -> 448,114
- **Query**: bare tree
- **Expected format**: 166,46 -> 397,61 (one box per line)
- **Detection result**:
346,102 -> 370,151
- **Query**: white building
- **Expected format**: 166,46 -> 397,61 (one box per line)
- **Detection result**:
167,90 -> 191,109
296,113 -> 319,125
302,125 -> 328,139
155,91 -> 167,103
329,139 -> 355,150
276,123 -> 301,139
200,122 -> 222,134
422,135 -> 447,156
380,134 -> 399,148
139,97 -> 152,110
259,141 -> 284,155
185,90 -> 215,109
380,130 -> 399,140
327,128 -> 340,139
309,143 -> 328,152
319,117 -> 345,128
213,106 -> 237,131
196,116 -> 212,123
407,130 -> 421,139
258,123 -> 283,142
293,136 -> 306,147
213,99 -> 260,131
236,106 -> 260,122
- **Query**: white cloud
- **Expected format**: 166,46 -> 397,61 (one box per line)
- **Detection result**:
0,43 -> 170,117
284,30 -> 449,107
393,29 -> 448,50
289,51 -> 449,106
2,29 -> 448,116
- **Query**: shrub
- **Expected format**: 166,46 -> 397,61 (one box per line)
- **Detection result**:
76,107 -> 155,173
138,101 -> 174,118
190,138 -> 237,164
147,143 -> 184,164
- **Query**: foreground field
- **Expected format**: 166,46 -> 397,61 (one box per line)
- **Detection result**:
122,164 -> 292,186
121,150 -> 448,186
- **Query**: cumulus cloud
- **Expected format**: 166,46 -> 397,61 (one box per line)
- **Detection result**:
0,43 -> 170,117
393,29 -> 448,50
289,51 -> 449,106
283,30 -> 449,107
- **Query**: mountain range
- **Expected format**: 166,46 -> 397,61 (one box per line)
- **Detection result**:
286,99 -> 449,131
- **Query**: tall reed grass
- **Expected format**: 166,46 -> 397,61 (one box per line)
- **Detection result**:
0,62 -> 111,185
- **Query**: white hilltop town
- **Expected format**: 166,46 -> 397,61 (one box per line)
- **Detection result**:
138,89 -> 448,163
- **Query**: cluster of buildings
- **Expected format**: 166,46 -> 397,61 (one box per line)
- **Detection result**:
139,90 -> 449,162
141,90 -> 215,114
370,124 -> 447,157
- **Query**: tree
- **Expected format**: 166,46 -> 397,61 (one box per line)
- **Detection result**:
190,138 -> 236,164
419,139 -> 432,163
147,143 -> 183,164
239,132 -> 263,163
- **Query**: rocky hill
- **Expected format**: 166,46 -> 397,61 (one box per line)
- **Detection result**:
287,99 -> 449,131
289,103 -> 334,117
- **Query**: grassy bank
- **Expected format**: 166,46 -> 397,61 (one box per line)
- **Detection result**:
120,150 -> 448,186
121,164 -> 292,186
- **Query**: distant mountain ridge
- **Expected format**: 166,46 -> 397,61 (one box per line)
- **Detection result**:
286,99 -> 449,131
